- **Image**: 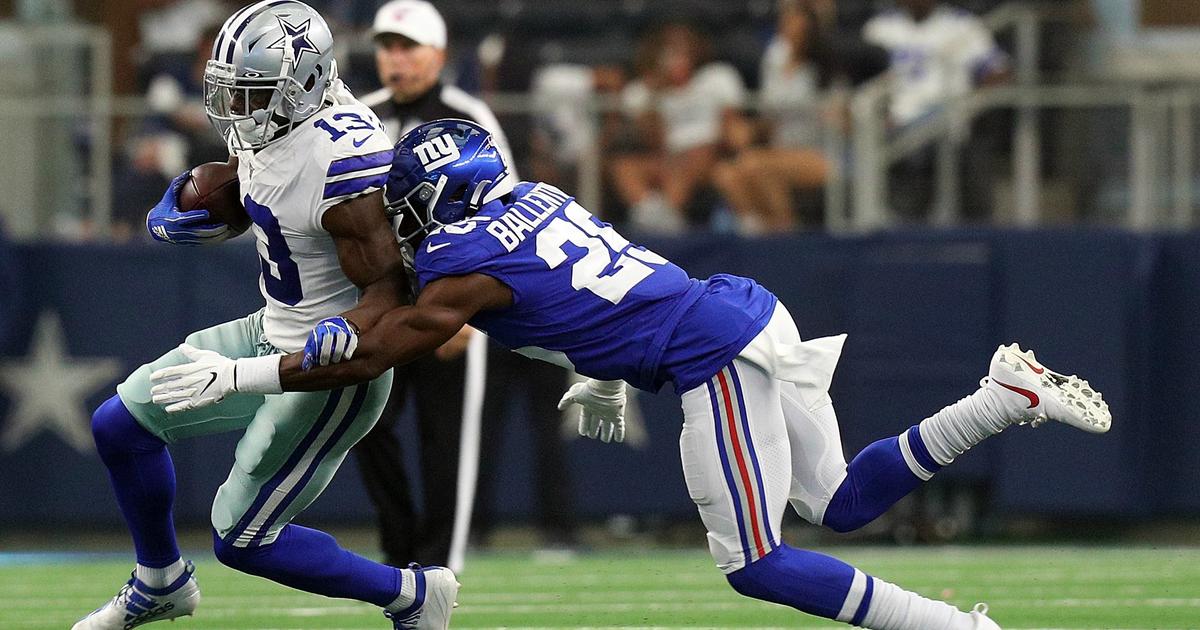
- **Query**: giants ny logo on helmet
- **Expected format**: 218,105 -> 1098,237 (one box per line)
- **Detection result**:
385,119 -> 514,244
413,134 -> 461,171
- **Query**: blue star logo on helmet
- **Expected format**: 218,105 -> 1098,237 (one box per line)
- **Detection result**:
268,16 -> 320,61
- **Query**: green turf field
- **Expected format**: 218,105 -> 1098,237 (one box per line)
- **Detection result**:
5,546 -> 1198,629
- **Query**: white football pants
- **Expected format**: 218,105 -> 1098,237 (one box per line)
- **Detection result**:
679,305 -> 850,573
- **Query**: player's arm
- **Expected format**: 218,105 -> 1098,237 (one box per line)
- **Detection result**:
147,273 -> 512,412
277,273 -> 512,391
321,189 -> 409,331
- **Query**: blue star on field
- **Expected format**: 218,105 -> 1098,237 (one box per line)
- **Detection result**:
268,16 -> 320,61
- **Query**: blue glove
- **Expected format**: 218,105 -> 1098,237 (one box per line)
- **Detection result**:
302,316 -> 360,371
146,171 -> 231,246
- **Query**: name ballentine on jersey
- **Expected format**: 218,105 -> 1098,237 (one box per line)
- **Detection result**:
485,183 -> 572,251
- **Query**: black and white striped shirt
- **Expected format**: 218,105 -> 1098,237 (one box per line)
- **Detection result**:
360,82 -> 518,178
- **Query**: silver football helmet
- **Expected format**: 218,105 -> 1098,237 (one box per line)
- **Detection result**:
204,0 -> 337,151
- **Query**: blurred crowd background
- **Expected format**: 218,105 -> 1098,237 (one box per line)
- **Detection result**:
3,0 -> 1200,554
6,0 -> 1200,241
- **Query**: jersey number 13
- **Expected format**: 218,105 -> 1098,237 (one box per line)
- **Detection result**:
244,196 -> 303,305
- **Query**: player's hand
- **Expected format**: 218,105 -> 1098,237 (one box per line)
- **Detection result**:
149,344 -> 237,413
302,316 -> 359,371
146,170 -> 231,246
558,378 -> 626,443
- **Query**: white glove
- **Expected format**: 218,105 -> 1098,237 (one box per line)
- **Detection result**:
149,344 -> 282,413
149,344 -> 237,413
558,378 -> 626,443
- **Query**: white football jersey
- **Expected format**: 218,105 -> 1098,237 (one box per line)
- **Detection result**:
233,81 -> 393,352
863,6 -> 1007,125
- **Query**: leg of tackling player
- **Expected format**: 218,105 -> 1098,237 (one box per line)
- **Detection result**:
794,344 -> 1109,534
680,358 -> 1000,629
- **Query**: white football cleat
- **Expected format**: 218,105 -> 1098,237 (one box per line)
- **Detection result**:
385,564 -> 460,630
72,561 -> 200,629
983,343 -> 1111,434
969,602 -> 1001,629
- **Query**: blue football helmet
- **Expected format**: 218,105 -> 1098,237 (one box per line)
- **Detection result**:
386,119 -> 514,244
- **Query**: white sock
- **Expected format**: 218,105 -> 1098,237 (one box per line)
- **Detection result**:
385,568 -> 418,613
918,387 -> 1010,466
860,576 -> 976,630
135,558 -> 186,589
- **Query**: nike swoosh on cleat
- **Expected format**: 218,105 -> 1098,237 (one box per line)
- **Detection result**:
1017,356 -> 1045,374
199,372 -> 219,395
996,380 -> 1040,409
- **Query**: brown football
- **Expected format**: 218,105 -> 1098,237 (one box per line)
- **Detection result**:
178,160 -> 252,235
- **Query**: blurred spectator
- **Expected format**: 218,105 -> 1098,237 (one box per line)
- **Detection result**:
714,0 -> 831,233
863,0 -> 1010,221
527,63 -> 627,191
114,21 -> 226,240
141,23 -> 228,165
609,24 -> 749,234
137,0 -> 227,56
864,0 -> 1009,127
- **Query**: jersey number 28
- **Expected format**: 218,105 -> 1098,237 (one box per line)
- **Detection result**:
536,204 -> 667,304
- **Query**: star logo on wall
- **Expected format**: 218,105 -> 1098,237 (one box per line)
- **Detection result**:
0,312 -> 122,454
267,16 -> 320,62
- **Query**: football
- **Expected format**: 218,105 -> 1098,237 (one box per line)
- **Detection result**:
178,160 -> 252,236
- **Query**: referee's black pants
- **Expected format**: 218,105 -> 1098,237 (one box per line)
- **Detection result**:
354,353 -> 466,567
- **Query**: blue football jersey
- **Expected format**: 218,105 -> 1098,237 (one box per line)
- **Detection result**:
415,181 -> 777,392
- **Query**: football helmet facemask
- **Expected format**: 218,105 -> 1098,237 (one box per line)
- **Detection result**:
204,0 -> 337,151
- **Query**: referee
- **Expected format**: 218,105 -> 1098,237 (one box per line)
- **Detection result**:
356,0 -> 516,567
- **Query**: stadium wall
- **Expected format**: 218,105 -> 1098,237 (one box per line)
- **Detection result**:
0,229 -> 1192,527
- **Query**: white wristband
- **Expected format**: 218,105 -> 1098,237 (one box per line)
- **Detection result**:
587,379 -> 625,396
234,355 -> 283,394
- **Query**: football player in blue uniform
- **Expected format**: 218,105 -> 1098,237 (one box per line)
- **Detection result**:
153,119 -> 1111,630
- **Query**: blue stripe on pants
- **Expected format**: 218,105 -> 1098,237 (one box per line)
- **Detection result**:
246,384 -> 369,547
224,387 -> 344,545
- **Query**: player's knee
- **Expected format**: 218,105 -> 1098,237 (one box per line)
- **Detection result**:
91,395 -> 162,457
821,512 -> 864,534
821,486 -> 871,533
725,548 -> 781,600
212,530 -> 262,573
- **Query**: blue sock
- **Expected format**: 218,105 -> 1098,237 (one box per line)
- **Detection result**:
727,544 -> 861,620
91,395 -> 181,568
823,425 -> 941,533
213,524 -> 402,607
729,544 -> 969,628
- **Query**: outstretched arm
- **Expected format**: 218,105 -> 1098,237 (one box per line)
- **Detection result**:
278,272 -> 511,391
148,273 -> 512,410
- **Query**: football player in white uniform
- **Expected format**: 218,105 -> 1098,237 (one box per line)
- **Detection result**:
74,3 -> 456,629
863,0 -> 1008,127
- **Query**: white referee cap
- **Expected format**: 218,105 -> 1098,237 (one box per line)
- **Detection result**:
372,0 -> 447,49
